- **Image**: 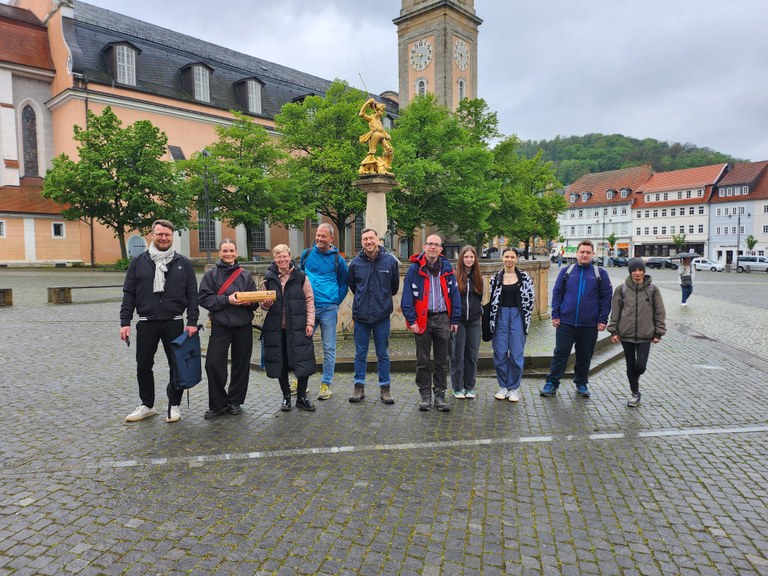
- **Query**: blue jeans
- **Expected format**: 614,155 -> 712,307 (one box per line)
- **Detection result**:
353,318 -> 390,386
681,285 -> 693,303
546,323 -> 598,387
314,304 -> 338,385
492,307 -> 526,390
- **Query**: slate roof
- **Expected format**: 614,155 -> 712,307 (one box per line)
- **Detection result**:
68,1 -> 338,120
0,178 -> 64,215
0,4 -> 55,71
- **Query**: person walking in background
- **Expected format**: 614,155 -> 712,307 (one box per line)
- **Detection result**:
198,240 -> 258,419
540,240 -> 612,399
120,220 -> 199,423
260,244 -> 316,412
299,223 -> 349,401
678,256 -> 695,306
347,228 -> 401,405
607,257 -> 666,407
402,234 -> 461,412
450,245 -> 483,399
486,248 -> 535,402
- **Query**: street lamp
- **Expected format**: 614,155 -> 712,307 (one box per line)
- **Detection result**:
731,209 -> 751,269
201,149 -> 212,264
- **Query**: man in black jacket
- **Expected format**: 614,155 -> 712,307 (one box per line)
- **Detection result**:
120,220 -> 199,423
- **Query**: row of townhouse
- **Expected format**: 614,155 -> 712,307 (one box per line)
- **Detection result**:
557,161 -> 768,265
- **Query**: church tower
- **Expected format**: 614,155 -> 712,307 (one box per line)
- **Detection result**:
393,0 -> 482,110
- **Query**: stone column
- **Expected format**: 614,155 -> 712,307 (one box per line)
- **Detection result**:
352,174 -> 396,239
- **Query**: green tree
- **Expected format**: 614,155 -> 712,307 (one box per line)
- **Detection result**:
606,232 -> 618,253
672,232 -> 687,252
180,112 -> 307,260
489,137 -> 564,258
745,234 -> 758,252
42,107 -> 190,259
390,94 -> 498,253
274,80 -> 369,250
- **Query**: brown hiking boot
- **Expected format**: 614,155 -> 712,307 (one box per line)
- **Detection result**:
380,385 -> 395,405
348,384 -> 365,403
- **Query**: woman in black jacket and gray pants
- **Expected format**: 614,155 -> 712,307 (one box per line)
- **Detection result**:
198,240 -> 259,419
451,245 -> 483,399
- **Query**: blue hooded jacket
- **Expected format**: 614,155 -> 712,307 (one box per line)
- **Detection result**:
301,245 -> 349,307
551,263 -> 613,326
347,247 -> 400,324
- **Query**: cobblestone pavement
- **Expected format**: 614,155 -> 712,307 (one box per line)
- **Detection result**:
1,268 -> 768,575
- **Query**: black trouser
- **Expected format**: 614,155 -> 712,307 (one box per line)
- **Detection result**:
414,312 -> 451,397
621,341 -> 651,395
276,330 -> 308,397
205,323 -> 253,410
136,319 -> 184,408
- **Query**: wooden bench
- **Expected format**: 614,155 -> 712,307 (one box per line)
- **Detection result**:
0,288 -> 12,307
47,285 -> 123,304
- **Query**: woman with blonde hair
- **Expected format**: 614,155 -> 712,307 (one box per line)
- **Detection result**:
260,244 -> 316,412
450,245 -> 483,399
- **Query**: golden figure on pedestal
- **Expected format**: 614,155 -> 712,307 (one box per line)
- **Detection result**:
358,97 -> 394,175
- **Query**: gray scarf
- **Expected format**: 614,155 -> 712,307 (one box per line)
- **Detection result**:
148,242 -> 175,293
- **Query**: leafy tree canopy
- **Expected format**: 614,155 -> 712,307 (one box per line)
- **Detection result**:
274,79 -> 369,251
516,133 -> 746,185
42,107 -> 190,259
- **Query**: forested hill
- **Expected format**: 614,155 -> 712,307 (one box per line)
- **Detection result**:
516,133 -> 746,186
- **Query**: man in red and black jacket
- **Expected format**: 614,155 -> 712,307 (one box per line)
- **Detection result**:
401,234 -> 461,412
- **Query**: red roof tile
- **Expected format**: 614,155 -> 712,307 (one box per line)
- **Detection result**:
635,164 -> 729,194
0,178 -> 65,215
0,6 -> 54,71
566,165 -> 654,205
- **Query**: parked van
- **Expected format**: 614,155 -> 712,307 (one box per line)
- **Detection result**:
736,255 -> 768,273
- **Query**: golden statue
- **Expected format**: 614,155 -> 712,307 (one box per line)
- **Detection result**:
358,97 -> 394,175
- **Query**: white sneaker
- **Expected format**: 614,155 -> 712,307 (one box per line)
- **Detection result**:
494,388 -> 508,400
507,389 -> 520,402
681,302 -> 687,307
166,405 -> 181,423
125,405 -> 157,422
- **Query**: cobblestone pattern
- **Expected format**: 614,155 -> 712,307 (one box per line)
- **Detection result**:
1,268 -> 767,574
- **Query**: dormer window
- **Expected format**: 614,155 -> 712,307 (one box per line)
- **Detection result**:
181,63 -> 213,102
102,42 -> 140,86
606,189 -> 616,200
581,192 -> 590,202
620,187 -> 631,198
235,78 -> 264,114
569,192 -> 578,203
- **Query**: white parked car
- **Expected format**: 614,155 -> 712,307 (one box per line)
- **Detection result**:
692,258 -> 724,272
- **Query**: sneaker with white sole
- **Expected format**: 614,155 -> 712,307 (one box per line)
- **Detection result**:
464,390 -> 476,399
125,405 -> 157,422
318,383 -> 332,400
507,389 -> 520,402
166,405 -> 181,423
494,388 -> 508,400
626,393 -> 641,407
453,390 -> 466,399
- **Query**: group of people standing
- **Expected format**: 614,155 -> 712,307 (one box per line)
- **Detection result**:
120,222 -> 668,424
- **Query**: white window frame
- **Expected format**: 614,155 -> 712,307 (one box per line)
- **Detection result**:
194,66 -> 210,102
247,80 -> 262,114
116,45 -> 136,86
0,220 -> 5,238
52,222 -> 65,239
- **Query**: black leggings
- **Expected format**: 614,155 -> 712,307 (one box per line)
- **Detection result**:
621,341 -> 651,395
277,330 -> 308,397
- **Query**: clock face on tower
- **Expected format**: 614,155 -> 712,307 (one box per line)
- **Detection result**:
453,39 -> 469,71
410,38 -> 433,71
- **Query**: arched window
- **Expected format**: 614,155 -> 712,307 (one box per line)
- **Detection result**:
22,105 -> 39,176
458,79 -> 466,101
416,79 -> 427,96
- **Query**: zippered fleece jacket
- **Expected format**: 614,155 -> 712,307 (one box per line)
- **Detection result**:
607,275 -> 667,342
551,263 -> 612,326
401,253 -> 462,334
120,251 -> 199,326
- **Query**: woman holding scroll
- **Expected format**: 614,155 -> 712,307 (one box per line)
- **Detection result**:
198,239 -> 259,419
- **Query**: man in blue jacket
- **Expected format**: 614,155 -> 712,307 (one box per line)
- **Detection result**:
120,220 -> 199,423
541,240 -> 612,399
347,228 -> 400,404
401,234 -> 461,412
300,223 -> 349,400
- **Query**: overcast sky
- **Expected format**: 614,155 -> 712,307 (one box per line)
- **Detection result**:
72,0 -> 768,161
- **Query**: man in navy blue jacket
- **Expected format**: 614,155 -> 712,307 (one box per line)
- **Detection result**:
541,240 -> 612,399
347,228 -> 400,404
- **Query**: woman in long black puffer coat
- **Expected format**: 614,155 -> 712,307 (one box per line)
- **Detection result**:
260,244 -> 316,412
